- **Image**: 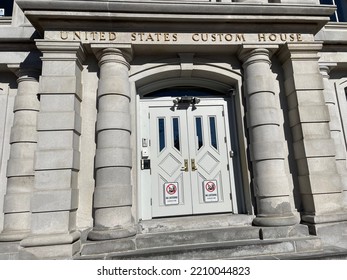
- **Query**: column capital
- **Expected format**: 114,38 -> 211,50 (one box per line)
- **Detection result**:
91,44 -> 133,68
35,40 -> 86,65
7,65 -> 41,83
278,42 -> 322,64
238,45 -> 278,64
319,62 -> 337,77
7,52 -> 42,81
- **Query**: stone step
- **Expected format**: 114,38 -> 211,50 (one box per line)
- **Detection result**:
136,226 -> 260,250
139,214 -> 254,234
80,225 -> 260,258
106,237 -> 323,260
239,245 -> 347,260
79,224 -> 317,260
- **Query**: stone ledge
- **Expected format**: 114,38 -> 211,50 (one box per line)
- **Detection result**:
139,214 -> 254,234
136,226 -> 260,250
17,1 -> 334,17
0,26 -> 38,42
105,238 -> 320,260
238,246 -> 347,260
81,238 -> 136,256
259,224 -> 310,240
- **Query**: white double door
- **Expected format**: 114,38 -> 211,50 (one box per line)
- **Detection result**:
147,100 -> 235,218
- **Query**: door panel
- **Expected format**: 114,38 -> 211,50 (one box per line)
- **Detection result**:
148,101 -> 234,218
188,105 -> 233,214
150,108 -> 192,217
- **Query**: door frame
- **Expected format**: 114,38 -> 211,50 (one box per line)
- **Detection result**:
137,94 -> 239,220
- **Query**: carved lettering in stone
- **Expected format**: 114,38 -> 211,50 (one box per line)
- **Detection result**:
131,33 -> 178,42
60,31 -> 117,41
55,31 -> 309,44
192,33 -> 246,42
258,33 -> 303,42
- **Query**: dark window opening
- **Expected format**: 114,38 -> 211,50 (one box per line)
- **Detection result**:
195,117 -> 204,151
158,118 -> 166,152
320,0 -> 347,22
172,117 -> 180,151
146,87 -> 224,98
0,0 -> 14,17
209,116 -> 218,150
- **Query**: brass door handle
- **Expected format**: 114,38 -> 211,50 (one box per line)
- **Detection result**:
191,159 -> 197,171
181,159 -> 189,172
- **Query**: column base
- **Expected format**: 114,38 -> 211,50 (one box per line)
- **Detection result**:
87,225 -> 137,241
0,230 -> 30,242
253,214 -> 299,227
19,231 -> 81,259
19,241 -> 81,260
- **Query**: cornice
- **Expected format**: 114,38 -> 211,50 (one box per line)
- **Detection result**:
16,1 -> 334,35
16,1 -> 335,17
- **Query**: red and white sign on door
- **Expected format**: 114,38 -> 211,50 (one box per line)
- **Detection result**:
203,180 -> 219,202
164,182 -> 179,205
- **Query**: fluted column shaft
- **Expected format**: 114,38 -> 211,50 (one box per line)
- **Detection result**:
88,48 -> 136,241
240,48 -> 297,226
0,68 -> 39,241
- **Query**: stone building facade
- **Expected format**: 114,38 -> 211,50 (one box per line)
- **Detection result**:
0,0 -> 346,259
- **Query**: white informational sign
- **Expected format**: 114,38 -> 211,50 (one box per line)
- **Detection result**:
164,182 -> 179,205
203,180 -> 219,202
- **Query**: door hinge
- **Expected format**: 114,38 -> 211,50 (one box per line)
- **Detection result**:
150,198 -> 152,206
230,193 -> 232,200
227,164 -> 230,171
148,112 -> 150,119
229,150 -> 234,157
224,137 -> 227,143
222,110 -> 225,117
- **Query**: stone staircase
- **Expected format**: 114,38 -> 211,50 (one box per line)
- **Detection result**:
1,214 -> 346,259
77,214 -> 326,260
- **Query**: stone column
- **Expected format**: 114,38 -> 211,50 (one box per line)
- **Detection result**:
87,47 -> 136,241
320,65 -> 347,209
20,41 -> 85,259
279,43 -> 347,240
0,66 -> 40,242
239,47 -> 297,227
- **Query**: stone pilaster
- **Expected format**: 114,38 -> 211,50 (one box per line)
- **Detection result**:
19,41 -> 85,259
239,47 -> 298,227
87,47 -> 136,241
320,65 -> 347,210
0,66 -> 40,242
279,43 -> 347,244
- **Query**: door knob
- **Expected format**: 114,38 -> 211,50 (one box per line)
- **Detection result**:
191,159 -> 197,171
181,159 -> 189,172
